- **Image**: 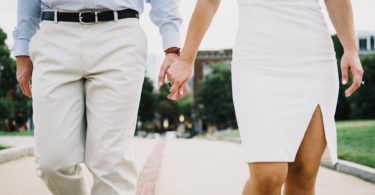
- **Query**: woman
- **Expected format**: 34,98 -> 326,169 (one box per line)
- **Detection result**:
160,0 -> 364,194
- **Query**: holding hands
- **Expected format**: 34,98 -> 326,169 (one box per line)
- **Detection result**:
158,52 -> 194,101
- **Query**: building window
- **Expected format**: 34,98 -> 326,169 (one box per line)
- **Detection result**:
359,39 -> 367,51
371,36 -> 375,50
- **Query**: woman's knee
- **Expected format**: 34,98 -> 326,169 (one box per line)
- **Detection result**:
288,163 -> 319,187
249,162 -> 288,187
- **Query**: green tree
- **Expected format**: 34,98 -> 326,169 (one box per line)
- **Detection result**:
349,54 -> 375,119
156,84 -> 179,131
138,77 -> 156,122
0,28 -> 17,97
0,27 -> 31,130
176,92 -> 192,122
200,63 -> 237,129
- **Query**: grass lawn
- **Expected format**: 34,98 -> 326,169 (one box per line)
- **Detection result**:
0,145 -> 9,150
337,124 -> 375,168
0,131 -> 34,136
213,120 -> 375,168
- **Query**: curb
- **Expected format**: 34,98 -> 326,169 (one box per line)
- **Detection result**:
321,160 -> 375,184
0,145 -> 34,164
219,138 -> 375,184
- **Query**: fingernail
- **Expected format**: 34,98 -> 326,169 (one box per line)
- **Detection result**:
179,89 -> 183,95
158,81 -> 163,87
342,80 -> 347,85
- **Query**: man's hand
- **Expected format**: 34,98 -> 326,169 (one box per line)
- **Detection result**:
158,53 -> 180,87
166,57 -> 193,100
16,56 -> 33,97
340,51 -> 364,97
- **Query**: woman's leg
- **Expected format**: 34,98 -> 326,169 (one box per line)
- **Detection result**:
243,162 -> 288,195
283,105 -> 327,195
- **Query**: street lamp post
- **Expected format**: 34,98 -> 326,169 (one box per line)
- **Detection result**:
0,64 -> 4,80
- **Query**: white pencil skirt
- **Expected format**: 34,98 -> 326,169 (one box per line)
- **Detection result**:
232,0 -> 339,163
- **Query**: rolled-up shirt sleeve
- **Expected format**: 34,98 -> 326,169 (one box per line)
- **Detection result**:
147,0 -> 182,50
13,0 -> 42,56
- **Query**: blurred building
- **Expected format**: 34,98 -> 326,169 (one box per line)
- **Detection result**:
357,31 -> 375,55
192,49 -> 232,117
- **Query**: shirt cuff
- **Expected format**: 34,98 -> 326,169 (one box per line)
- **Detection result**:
161,30 -> 181,51
13,39 -> 30,56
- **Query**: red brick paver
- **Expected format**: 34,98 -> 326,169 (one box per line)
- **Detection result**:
136,141 -> 166,195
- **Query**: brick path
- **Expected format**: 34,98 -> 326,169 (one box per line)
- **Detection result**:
137,141 -> 166,195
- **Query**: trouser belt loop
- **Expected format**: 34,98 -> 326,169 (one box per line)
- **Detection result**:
54,10 -> 58,23
113,11 -> 118,22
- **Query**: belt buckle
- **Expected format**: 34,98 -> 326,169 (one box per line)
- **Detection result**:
79,10 -> 99,25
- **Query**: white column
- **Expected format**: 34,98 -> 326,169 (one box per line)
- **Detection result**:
367,37 -> 371,51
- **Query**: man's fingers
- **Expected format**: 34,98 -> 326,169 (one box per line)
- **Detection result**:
158,63 -> 170,87
24,83 -> 32,97
341,63 -> 349,85
20,82 -> 32,97
18,84 -> 26,96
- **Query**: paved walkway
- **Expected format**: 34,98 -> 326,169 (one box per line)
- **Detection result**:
0,137 -> 375,195
0,136 -> 34,147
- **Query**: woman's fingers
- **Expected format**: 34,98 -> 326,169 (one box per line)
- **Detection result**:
169,81 -> 180,94
168,83 -> 189,100
340,61 -> 349,85
345,67 -> 364,97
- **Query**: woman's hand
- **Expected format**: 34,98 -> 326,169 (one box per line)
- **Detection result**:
166,58 -> 194,100
341,51 -> 364,97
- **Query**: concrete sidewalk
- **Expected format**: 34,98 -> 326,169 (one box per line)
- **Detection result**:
156,139 -> 375,195
0,136 -> 34,147
0,138 -> 158,195
0,138 -> 375,195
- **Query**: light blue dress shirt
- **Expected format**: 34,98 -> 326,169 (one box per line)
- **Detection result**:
13,0 -> 182,56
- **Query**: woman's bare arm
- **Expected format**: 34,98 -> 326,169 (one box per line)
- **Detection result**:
325,0 -> 364,97
180,0 -> 221,64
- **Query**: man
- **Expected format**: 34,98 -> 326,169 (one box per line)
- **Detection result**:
13,0 -> 182,194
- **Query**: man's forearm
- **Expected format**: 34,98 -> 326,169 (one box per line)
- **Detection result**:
148,0 -> 182,50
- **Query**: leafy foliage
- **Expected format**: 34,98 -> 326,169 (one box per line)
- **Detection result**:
199,63 -> 237,128
349,54 -> 375,119
0,27 -> 31,130
0,28 -> 17,97
156,84 -> 180,131
138,77 -> 156,122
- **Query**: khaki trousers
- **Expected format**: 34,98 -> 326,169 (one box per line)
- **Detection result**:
29,18 -> 147,195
